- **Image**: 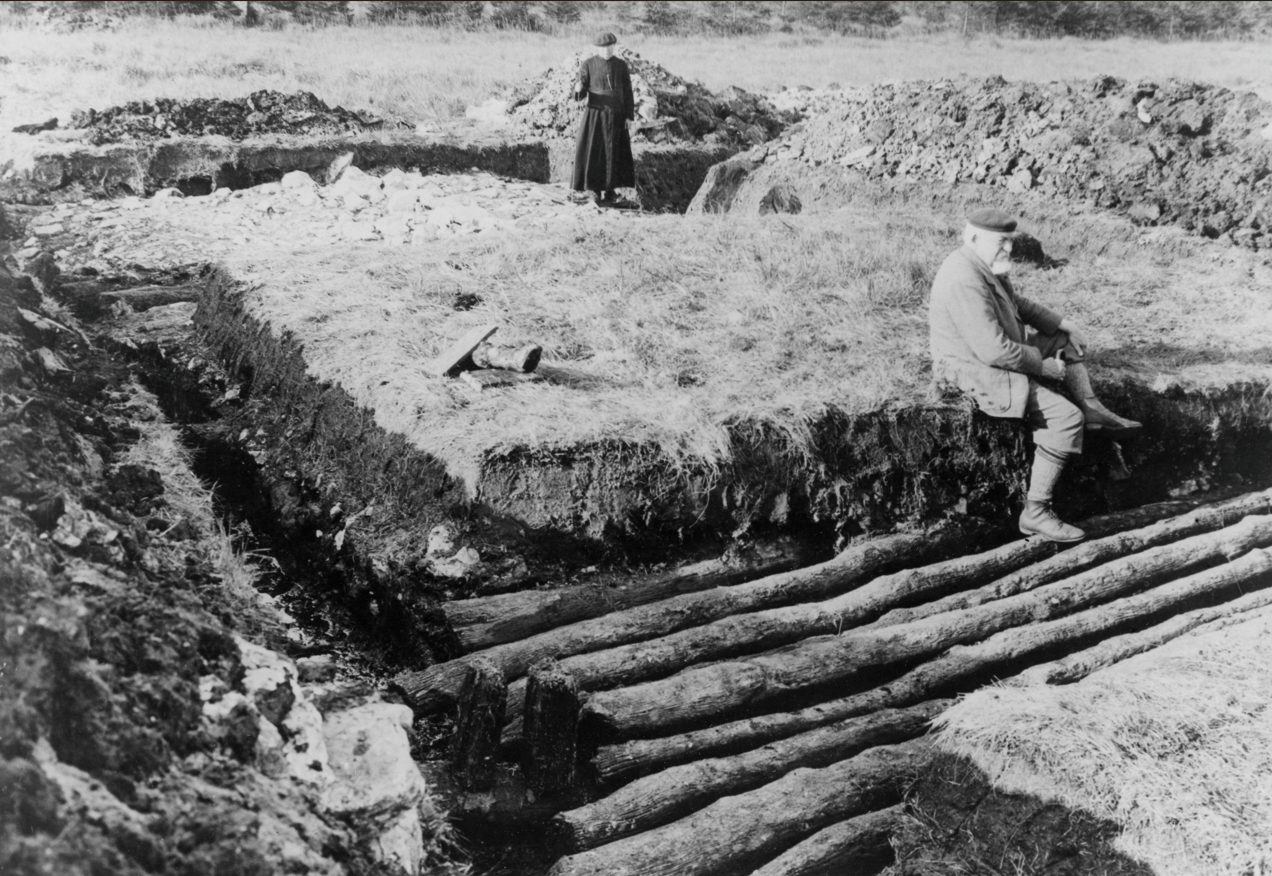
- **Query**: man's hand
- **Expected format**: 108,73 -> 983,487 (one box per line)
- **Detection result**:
1041,353 -> 1066,381
1059,319 -> 1089,358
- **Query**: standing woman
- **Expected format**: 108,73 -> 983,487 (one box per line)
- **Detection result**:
571,32 -> 636,205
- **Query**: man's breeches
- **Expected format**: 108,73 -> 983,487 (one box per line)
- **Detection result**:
1025,329 -> 1084,455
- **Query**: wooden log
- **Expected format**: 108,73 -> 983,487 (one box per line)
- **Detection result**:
592,540 -> 1272,784
547,739 -> 932,876
392,660 -> 471,715
449,657 -> 506,792
523,661 -> 581,795
557,699 -> 949,851
419,761 -> 589,827
1012,568 -> 1272,686
446,536 -> 819,652
864,489 -> 1272,631
583,515 -> 1272,737
746,805 -> 904,876
506,499 -> 1202,721
101,284 -> 202,312
472,341 -> 542,372
397,527 -> 980,715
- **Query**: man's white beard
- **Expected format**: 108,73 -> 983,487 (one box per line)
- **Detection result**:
991,260 -> 1012,275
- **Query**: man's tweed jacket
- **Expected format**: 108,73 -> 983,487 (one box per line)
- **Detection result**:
929,245 -> 1063,419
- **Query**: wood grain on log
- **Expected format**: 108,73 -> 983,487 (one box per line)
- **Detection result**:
398,527 -> 981,715
547,739 -> 931,876
865,489 -> 1272,631
592,540 -> 1272,783
583,516 -> 1272,737
450,656 -> 506,792
523,661 -> 581,795
1012,562 -> 1272,686
446,537 -> 818,652
505,499 -> 1200,720
557,700 -> 949,850
747,805 -> 905,876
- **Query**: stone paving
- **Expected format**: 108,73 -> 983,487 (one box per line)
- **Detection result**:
14,165 -> 635,271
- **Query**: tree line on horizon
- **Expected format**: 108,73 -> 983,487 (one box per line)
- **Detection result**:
14,0 -> 1272,38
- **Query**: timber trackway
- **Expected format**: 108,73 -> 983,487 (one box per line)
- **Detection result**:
8,156 -> 1272,876
398,488 -> 1272,876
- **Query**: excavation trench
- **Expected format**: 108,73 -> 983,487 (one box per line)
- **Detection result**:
95,269 -> 1272,876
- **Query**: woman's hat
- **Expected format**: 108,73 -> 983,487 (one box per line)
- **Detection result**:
594,31 -> 617,46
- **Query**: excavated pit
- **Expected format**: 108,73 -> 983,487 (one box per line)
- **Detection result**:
2,127 -> 731,214
9,96 -> 1272,872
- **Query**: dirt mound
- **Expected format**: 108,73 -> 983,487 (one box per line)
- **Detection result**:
64,89 -> 406,146
504,47 -> 794,147
703,75 -> 1272,245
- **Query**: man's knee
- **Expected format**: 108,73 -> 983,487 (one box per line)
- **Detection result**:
1034,394 -> 1084,455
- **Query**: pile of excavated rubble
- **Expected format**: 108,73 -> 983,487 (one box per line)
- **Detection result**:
62,90 -> 405,146
503,47 -> 794,147
753,75 -> 1272,245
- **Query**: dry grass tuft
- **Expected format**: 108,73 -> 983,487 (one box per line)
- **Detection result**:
116,382 -> 263,605
933,608 -> 1272,876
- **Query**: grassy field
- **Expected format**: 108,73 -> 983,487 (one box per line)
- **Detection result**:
936,606 -> 1272,876
108,194 -> 1267,476
1,14 -> 1270,131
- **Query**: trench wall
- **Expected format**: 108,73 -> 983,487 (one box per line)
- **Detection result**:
5,132 -> 732,212
189,266 -> 1272,667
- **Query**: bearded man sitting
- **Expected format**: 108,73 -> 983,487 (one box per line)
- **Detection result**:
928,208 -> 1141,543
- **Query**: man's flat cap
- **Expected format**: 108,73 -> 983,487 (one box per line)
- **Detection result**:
594,31 -> 617,46
967,208 -> 1017,234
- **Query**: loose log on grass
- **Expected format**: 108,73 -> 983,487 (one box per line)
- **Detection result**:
583,516 -> 1272,737
398,527 -> 980,715
507,499 -> 1200,720
450,657 -> 506,792
547,739 -> 931,876
747,805 -> 905,876
1013,564 -> 1272,686
523,661 -> 581,795
865,489 -> 1272,631
557,699 -> 949,850
472,341 -> 543,372
445,536 -> 819,653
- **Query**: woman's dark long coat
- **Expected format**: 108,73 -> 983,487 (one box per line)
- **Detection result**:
571,55 -> 636,193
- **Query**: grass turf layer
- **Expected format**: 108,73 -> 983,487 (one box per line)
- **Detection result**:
932,607 -> 1272,876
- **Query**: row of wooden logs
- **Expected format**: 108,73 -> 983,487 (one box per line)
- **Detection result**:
396,488 -> 1272,876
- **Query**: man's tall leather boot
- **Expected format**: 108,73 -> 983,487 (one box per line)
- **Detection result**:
1019,446 -> 1085,543
1064,362 -> 1141,437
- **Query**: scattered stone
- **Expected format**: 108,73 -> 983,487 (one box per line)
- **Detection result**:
54,90 -> 409,146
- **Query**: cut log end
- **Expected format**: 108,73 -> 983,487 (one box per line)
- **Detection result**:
523,660 -> 581,795
450,656 -> 507,792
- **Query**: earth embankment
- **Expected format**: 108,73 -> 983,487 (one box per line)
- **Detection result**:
691,75 -> 1272,248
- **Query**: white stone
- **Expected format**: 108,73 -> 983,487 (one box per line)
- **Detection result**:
321,703 -> 422,816
366,187 -> 386,204
152,187 -> 184,199
386,190 -> 419,213
381,168 -> 409,190
374,808 -> 424,875
33,223 -> 65,235
281,170 -> 316,191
